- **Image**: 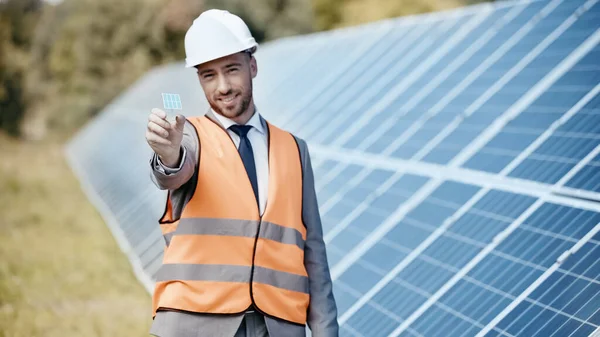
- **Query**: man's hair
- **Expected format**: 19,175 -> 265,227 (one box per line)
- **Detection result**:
244,46 -> 257,57
193,48 -> 255,70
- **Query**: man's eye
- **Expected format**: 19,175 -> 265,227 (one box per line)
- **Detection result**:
203,74 -> 214,79
229,68 -> 239,73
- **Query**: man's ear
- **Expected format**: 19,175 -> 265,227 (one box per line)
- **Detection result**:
194,66 -> 202,82
249,56 -> 258,79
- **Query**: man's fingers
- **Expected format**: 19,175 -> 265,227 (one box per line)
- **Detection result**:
149,113 -> 171,130
147,121 -> 169,138
146,130 -> 172,146
151,108 -> 167,120
174,114 -> 185,132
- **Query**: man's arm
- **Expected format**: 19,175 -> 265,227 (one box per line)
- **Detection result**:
149,120 -> 199,190
296,137 -> 339,337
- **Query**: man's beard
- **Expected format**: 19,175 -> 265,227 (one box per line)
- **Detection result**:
212,82 -> 253,119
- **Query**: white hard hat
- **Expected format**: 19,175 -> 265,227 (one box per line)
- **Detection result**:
184,9 -> 258,68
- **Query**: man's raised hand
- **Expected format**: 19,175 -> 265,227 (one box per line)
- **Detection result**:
146,108 -> 185,167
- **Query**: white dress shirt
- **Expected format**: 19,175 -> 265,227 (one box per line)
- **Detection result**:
212,110 -> 269,215
157,110 -> 269,215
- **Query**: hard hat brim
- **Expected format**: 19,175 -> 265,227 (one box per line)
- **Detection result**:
185,43 -> 257,68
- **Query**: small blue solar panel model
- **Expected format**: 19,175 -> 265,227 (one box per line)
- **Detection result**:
161,93 -> 182,110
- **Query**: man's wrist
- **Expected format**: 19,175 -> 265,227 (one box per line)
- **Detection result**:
158,147 -> 182,168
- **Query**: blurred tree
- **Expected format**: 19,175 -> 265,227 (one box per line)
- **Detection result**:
311,0 -> 481,30
312,0 -> 345,31
0,0 -> 42,137
17,0 -> 313,139
341,0 -> 464,27
22,0 -> 175,138
19,0 -> 210,139
203,0 -> 314,41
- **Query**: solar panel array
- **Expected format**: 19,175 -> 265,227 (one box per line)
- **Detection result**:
66,0 -> 600,336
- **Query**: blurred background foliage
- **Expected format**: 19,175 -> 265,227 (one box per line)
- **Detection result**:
0,0 -> 485,141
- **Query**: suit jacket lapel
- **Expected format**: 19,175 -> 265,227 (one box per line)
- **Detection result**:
259,114 -> 270,145
203,109 -> 225,129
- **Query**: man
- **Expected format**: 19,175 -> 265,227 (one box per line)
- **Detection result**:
145,9 -> 339,337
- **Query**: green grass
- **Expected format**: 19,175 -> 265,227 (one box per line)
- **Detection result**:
0,133 -> 152,337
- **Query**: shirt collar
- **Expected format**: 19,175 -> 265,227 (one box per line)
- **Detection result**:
211,108 -> 265,135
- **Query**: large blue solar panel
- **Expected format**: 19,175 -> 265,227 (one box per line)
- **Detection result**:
65,0 -> 600,336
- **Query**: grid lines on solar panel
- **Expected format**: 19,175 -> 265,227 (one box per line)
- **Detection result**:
322,172 -> 430,267
292,20 -> 440,140
346,6 -> 520,156
280,26 -> 406,132
389,204 -> 600,337
484,237 -> 600,337
303,16 -> 469,146
464,41 -> 600,179
330,0 -> 553,160
336,189 -> 536,337
270,31 -> 382,127
415,0 -> 598,166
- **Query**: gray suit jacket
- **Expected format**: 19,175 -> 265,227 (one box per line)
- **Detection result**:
149,110 -> 339,337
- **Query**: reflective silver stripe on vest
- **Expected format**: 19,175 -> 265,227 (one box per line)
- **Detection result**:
155,264 -> 309,294
176,218 -> 258,237
260,221 -> 305,250
155,263 -> 251,283
253,266 -> 309,294
174,218 -> 304,249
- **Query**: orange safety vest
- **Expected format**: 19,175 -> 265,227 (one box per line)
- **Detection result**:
152,115 -> 310,325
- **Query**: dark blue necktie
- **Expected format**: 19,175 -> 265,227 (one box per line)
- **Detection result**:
229,124 -> 259,207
